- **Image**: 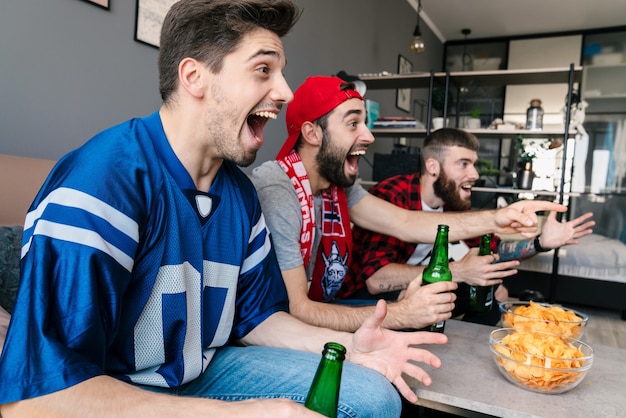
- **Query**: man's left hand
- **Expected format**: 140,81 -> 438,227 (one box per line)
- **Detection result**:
349,300 -> 447,403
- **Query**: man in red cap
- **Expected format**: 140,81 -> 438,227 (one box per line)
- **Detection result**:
251,75 -> 567,332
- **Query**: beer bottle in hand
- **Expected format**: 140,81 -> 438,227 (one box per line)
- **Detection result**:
305,342 -> 346,418
422,224 -> 452,333
469,234 -> 495,312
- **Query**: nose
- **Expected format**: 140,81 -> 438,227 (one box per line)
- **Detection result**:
469,164 -> 480,179
361,125 -> 376,145
270,73 -> 294,104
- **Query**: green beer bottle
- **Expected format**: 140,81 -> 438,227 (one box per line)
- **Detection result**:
304,342 -> 346,418
422,224 -> 452,333
469,234 -> 495,313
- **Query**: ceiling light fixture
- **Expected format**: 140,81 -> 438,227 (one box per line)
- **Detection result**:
461,28 -> 473,71
409,0 -> 425,54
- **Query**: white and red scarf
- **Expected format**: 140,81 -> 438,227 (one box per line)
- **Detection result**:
278,151 -> 352,301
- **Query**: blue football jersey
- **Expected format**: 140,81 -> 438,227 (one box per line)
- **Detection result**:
0,111 -> 289,403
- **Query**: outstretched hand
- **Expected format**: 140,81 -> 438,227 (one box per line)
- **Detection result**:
495,200 -> 566,237
349,300 -> 447,403
539,211 -> 594,249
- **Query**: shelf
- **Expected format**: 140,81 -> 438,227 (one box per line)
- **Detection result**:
371,128 -> 576,137
359,66 -> 582,90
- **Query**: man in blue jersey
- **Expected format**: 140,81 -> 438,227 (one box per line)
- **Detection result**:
0,1 -> 452,417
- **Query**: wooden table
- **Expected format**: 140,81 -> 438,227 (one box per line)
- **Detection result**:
407,319 -> 626,417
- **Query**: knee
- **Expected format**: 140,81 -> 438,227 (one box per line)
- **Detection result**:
338,363 -> 402,418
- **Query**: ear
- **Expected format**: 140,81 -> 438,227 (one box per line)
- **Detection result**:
178,58 -> 205,98
425,158 -> 440,177
300,121 -> 323,147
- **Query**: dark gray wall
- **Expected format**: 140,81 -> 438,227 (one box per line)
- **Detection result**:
0,0 -> 442,179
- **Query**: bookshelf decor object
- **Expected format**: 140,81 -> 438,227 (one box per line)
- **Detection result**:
396,55 -> 413,113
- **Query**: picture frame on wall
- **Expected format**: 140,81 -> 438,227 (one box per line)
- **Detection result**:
82,0 -> 109,9
134,0 -> 177,48
396,55 -> 413,113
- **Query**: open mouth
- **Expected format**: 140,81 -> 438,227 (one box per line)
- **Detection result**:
347,149 -> 366,173
461,183 -> 474,194
247,111 -> 277,144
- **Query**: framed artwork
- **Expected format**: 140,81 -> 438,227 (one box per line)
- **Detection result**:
396,55 -> 413,113
82,0 -> 109,9
135,0 -> 177,48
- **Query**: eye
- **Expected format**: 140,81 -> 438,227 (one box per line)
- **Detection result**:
256,65 -> 271,75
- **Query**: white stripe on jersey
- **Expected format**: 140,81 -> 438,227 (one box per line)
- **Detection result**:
24,187 -> 138,237
240,213 -> 272,275
26,220 -> 135,271
22,187 -> 139,270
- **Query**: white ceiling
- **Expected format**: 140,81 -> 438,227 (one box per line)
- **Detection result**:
407,0 -> 626,43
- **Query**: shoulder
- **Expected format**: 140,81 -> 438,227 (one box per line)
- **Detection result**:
369,173 -> 419,202
251,161 -> 295,198
251,160 -> 288,188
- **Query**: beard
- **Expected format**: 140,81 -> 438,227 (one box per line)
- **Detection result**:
316,131 -> 357,188
433,169 -> 471,211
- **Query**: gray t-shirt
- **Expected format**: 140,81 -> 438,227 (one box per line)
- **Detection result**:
251,160 -> 368,279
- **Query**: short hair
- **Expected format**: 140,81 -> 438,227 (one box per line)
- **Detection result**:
158,0 -> 301,103
421,128 -> 480,172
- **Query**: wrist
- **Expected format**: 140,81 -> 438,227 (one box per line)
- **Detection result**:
533,235 -> 549,252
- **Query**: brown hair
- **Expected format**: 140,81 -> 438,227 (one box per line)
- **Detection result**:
158,0 -> 301,103
421,128 -> 480,172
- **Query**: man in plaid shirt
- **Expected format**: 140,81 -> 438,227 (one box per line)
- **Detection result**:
342,128 -> 594,325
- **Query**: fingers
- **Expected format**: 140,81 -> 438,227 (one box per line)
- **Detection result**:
394,377 -> 419,404
361,299 -> 388,331
424,280 -> 457,293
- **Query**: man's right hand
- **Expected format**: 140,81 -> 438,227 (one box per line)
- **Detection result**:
397,279 -> 457,329
494,200 -> 566,237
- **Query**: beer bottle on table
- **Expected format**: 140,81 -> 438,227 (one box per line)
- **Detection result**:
304,342 -> 346,418
469,234 -> 495,313
422,224 -> 452,333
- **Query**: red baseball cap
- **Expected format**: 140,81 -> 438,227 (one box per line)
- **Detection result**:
276,76 -> 363,160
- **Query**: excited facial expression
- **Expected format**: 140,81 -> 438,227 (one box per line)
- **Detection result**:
433,146 -> 479,210
202,28 -> 293,167
315,98 -> 374,187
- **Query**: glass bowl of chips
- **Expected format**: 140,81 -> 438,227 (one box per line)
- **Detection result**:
489,328 -> 594,394
499,300 -> 588,339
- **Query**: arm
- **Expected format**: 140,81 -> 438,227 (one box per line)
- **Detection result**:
365,263 -> 425,294
1,377 -> 316,418
497,211 -> 595,262
242,301 -> 448,404
367,251 -> 518,294
283,265 -> 456,332
349,194 -> 567,243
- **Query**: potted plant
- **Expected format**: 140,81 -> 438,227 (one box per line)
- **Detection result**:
514,135 -> 549,189
431,88 -> 452,129
466,107 -> 481,129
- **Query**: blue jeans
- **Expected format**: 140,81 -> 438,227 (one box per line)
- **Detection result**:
138,345 -> 401,418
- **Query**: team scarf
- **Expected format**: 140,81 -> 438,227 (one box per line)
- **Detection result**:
277,150 -> 352,301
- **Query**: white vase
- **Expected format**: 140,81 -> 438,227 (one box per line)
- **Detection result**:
432,117 -> 448,130
466,118 -> 481,130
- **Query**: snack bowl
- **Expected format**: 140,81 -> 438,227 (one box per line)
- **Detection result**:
489,328 -> 593,394
499,301 -> 588,339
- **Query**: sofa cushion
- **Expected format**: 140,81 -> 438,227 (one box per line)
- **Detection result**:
518,233 -> 626,283
0,225 -> 23,314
